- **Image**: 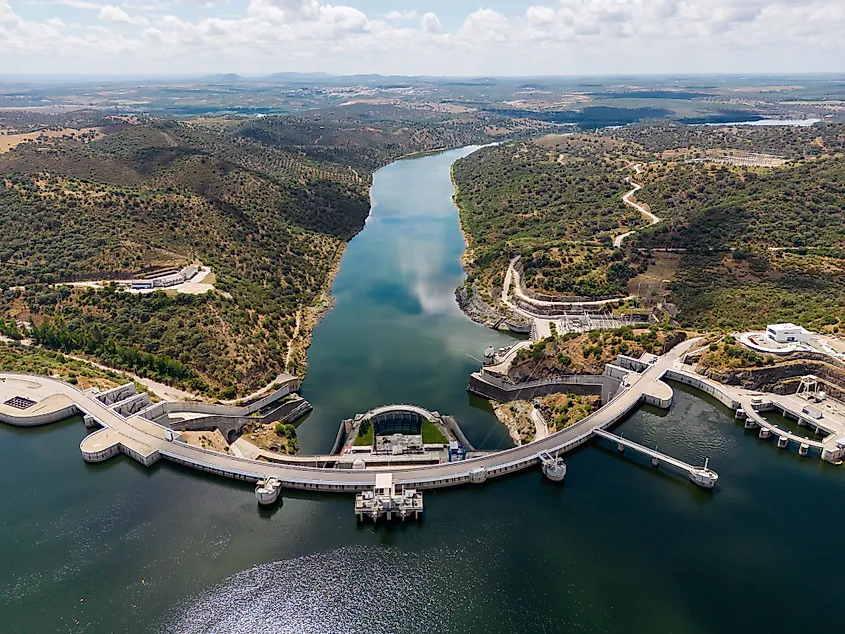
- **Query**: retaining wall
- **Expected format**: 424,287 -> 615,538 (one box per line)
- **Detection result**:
1,403 -> 82,427
604,364 -> 632,381
92,383 -> 136,406
165,399 -> 313,440
664,369 -> 740,409
468,372 -> 621,405
110,393 -> 150,417
616,355 -> 649,373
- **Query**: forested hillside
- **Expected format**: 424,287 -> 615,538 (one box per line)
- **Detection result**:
627,124 -> 845,331
234,104 -> 551,173
452,135 -> 647,301
0,108 -> 542,396
632,157 -> 845,251
453,123 -> 845,333
606,122 -> 845,159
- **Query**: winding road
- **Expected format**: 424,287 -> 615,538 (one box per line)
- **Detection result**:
498,163 -> 657,324
613,164 -> 661,247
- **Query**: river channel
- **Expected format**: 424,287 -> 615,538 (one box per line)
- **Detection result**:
2,148 -> 845,633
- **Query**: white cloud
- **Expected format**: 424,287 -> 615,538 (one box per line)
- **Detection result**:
420,11 -> 441,34
2,0 -> 845,75
122,0 -> 172,10
98,4 -> 147,23
98,4 -> 131,21
246,0 -> 318,22
386,9 -> 419,21
456,8 -> 509,42
176,0 -> 222,7
54,0 -> 105,9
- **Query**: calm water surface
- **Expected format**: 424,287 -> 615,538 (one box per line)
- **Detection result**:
2,148 -> 844,633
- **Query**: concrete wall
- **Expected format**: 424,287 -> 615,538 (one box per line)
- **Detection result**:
240,380 -> 302,414
443,415 -> 475,451
92,383 -> 136,406
604,364 -> 632,381
165,399 -> 313,441
81,441 -> 120,463
110,392 -> 150,417
330,420 -> 348,455
642,383 -> 674,409
664,369 -> 740,410
148,384 -> 300,421
615,355 -> 649,373
0,403 -> 81,427
468,372 -> 621,405
136,401 -> 168,423
120,445 -> 161,467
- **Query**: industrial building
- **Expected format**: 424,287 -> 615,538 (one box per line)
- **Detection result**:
766,323 -> 812,344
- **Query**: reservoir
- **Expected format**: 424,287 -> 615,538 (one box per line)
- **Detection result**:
2,148 -> 845,633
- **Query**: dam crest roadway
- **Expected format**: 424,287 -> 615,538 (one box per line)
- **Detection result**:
3,336 -> 842,493
0,338 -> 694,490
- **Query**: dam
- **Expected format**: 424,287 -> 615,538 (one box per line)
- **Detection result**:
4,147 -> 845,634
5,336 -> 842,493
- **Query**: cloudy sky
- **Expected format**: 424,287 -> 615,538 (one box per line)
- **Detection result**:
2,0 -> 844,76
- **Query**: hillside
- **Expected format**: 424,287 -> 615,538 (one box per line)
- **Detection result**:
0,108 -> 545,397
452,123 -> 845,333
452,135 -> 648,304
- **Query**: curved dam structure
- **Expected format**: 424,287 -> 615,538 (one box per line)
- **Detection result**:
0,338 -> 725,492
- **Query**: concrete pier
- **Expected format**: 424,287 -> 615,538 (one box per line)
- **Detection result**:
593,429 -> 719,489
538,451 -> 566,481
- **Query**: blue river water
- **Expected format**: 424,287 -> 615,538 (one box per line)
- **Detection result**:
2,147 -> 844,633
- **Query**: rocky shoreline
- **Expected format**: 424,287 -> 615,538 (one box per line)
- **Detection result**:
455,282 -> 506,329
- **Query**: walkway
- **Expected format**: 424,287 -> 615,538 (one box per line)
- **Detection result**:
532,407 -> 549,441
504,257 -> 634,312
499,256 -> 638,341
593,428 -> 718,487
0,339 -> 702,492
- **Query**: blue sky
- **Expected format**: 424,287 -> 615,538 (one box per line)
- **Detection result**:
3,0 -> 845,76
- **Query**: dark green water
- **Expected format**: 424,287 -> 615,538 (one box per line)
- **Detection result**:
3,148 -> 845,634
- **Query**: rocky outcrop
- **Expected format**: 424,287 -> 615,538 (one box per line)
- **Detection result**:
455,282 -> 505,328
701,359 -> 845,400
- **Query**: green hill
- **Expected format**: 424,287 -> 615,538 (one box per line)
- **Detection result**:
0,108 -> 544,396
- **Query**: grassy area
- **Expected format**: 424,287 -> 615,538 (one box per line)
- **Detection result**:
538,393 -> 600,431
421,420 -> 448,445
0,341 -> 134,390
353,419 -> 373,446
239,420 -> 298,454
696,336 -> 778,371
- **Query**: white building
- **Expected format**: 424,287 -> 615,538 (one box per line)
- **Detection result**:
766,323 -> 812,344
